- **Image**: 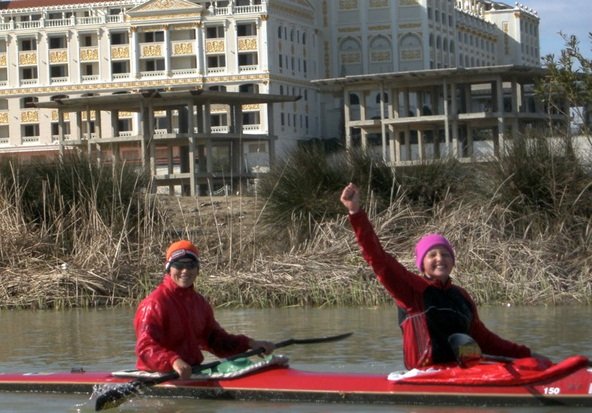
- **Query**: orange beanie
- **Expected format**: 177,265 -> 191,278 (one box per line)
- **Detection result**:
165,240 -> 199,270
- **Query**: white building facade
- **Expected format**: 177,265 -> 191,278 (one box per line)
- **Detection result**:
0,0 -> 541,163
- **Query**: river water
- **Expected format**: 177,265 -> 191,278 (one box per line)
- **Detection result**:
1,305 -> 591,413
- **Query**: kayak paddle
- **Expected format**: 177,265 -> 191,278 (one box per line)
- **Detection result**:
92,331 -> 352,411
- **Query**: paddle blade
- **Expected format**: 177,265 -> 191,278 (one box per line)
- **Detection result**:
91,381 -> 141,411
287,332 -> 353,346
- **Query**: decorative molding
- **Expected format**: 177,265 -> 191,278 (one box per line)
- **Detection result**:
19,52 -> 37,66
80,47 -> 99,62
399,23 -> 421,29
111,46 -> 130,59
21,111 -> 39,123
238,37 -> 258,51
49,50 -> 68,64
401,49 -> 421,60
371,51 -> 391,62
369,0 -> 389,7
241,104 -> 261,111
341,51 -> 361,64
339,0 -> 358,10
173,42 -> 193,55
142,44 -> 163,57
206,39 -> 225,54
400,0 -> 420,6
369,25 -> 391,31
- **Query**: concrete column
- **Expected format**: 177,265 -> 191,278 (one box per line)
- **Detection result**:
443,80 -> 450,156
187,100 -> 196,196
495,77 -> 505,156
164,25 -> 171,75
379,83 -> 387,161
57,110 -> 65,156
130,27 -> 139,78
196,23 -> 205,75
450,82 -> 459,157
388,125 -> 396,164
361,128 -> 368,151
417,129 -> 424,161
466,124 -> 474,158
343,88 -> 352,150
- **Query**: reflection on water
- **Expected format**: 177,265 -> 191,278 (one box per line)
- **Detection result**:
0,305 -> 591,412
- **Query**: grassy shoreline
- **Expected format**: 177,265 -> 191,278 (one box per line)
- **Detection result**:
1,142 -> 590,309
1,193 -> 589,309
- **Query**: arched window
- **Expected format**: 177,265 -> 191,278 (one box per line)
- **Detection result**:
21,96 -> 39,108
349,93 -> 360,105
375,92 -> 388,104
209,85 -> 227,92
239,83 -> 259,93
50,94 -> 69,101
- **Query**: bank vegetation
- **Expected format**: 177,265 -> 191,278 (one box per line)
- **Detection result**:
0,130 -> 590,309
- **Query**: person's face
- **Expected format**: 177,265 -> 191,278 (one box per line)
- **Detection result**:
169,258 -> 199,288
422,246 -> 454,281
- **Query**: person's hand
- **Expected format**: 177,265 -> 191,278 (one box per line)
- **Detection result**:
340,182 -> 361,214
248,339 -> 275,355
172,357 -> 193,380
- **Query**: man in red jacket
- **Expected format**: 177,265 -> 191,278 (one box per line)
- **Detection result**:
340,183 -> 549,369
134,240 -> 274,379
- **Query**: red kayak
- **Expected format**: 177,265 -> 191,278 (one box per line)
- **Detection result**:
0,355 -> 590,408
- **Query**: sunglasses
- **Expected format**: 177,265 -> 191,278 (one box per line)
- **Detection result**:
170,260 -> 199,270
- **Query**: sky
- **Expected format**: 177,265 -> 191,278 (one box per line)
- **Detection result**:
524,0 -> 591,58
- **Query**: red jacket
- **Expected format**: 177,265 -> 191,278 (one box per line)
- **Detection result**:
134,275 -> 251,372
349,210 -> 531,369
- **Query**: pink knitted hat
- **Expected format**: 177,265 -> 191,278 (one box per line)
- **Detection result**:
415,234 -> 455,272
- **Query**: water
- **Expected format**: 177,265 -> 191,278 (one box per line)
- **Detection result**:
0,305 -> 591,412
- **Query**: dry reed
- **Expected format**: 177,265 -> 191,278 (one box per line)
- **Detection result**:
1,188 -> 590,308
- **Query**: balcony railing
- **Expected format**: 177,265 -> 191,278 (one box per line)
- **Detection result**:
211,3 -> 266,16
52,134 -> 72,142
139,70 -> 166,79
113,73 -> 131,80
82,74 -> 99,82
239,65 -> 259,73
50,76 -> 69,84
22,135 -> 39,143
171,68 -> 199,76
207,66 -> 226,74
0,14 -> 127,32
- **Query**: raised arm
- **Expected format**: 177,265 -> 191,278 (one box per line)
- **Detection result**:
340,182 -> 361,214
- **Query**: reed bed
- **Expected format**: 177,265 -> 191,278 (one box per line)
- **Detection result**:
0,139 -> 590,308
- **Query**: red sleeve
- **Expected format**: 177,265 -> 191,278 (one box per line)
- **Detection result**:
460,289 -> 532,358
134,298 -> 180,372
201,300 -> 251,358
349,210 -> 427,312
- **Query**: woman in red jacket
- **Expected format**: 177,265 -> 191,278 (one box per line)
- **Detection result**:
340,183 -> 549,369
134,240 -> 274,379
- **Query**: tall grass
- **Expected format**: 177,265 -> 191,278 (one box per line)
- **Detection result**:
1,133 -> 590,308
0,154 -> 166,308
251,135 -> 591,306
